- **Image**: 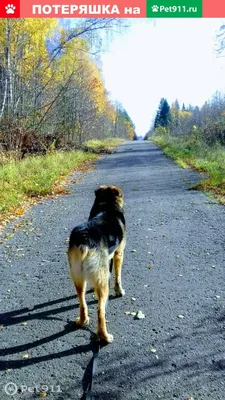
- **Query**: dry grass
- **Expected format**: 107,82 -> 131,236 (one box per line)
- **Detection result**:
153,135 -> 225,204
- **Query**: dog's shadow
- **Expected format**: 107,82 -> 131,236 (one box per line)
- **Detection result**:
0,290 -> 95,328
0,290 -> 117,371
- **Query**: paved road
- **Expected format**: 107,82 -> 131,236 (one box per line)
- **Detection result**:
0,141 -> 225,400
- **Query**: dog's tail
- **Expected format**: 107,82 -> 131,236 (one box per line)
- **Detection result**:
69,244 -> 89,262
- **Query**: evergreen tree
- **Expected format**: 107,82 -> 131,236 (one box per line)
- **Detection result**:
154,111 -> 160,128
175,99 -> 180,110
154,98 -> 171,128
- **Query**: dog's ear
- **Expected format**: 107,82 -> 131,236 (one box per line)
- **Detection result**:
95,186 -> 107,197
112,187 -> 123,197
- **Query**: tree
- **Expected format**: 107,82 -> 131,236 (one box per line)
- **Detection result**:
0,18 -> 132,154
154,98 -> 171,128
114,103 -> 135,140
174,99 -> 180,110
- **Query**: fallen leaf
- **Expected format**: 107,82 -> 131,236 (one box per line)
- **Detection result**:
4,233 -> 14,240
135,310 -> 145,320
15,209 -> 24,216
149,348 -> 157,353
147,265 -> 152,269
22,353 -> 29,359
39,392 -> 47,398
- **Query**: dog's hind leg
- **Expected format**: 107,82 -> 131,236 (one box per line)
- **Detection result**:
68,247 -> 89,326
74,279 -> 89,326
95,280 -> 113,343
113,247 -> 125,297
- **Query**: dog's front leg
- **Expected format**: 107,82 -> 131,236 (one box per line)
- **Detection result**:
96,282 -> 113,343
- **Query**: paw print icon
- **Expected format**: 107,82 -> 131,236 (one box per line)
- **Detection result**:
5,4 -> 16,14
152,5 -> 159,12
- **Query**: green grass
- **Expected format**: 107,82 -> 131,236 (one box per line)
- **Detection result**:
152,135 -> 225,204
84,138 -> 125,152
0,151 -> 97,220
0,137 -> 125,225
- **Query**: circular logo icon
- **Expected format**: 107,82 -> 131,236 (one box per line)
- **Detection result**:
4,382 -> 18,396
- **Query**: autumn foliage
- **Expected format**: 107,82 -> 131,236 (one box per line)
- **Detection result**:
0,18 -> 135,157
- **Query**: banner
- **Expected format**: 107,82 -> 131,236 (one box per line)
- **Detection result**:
0,0 -> 224,18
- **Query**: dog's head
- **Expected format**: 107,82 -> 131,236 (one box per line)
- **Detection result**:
95,185 -> 124,208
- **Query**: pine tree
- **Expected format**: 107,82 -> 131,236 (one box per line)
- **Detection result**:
175,99 -> 180,110
155,98 -> 171,128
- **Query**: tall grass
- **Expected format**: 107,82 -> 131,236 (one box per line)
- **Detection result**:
0,151 -> 97,217
153,135 -> 225,203
84,138 -> 125,152
0,138 -> 125,223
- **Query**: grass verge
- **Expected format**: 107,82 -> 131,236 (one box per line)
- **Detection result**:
0,138 -> 124,229
0,151 -> 97,227
84,138 -> 125,153
152,135 -> 225,204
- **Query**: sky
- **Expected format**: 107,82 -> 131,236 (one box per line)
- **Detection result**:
101,19 -> 225,136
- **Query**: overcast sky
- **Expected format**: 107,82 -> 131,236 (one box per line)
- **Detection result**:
101,19 -> 225,136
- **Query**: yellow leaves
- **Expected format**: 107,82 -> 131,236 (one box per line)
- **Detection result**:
84,63 -> 106,115
0,19 -> 57,84
0,19 -> 133,142
105,102 -> 116,122
180,111 -> 192,118
39,392 -> 47,398
15,208 -> 24,216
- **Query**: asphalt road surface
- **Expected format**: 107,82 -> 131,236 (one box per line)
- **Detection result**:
0,141 -> 225,400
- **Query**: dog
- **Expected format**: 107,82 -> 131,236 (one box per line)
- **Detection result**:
68,185 -> 126,343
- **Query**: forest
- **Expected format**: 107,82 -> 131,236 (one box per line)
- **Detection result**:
0,18 -> 135,159
0,18 -> 135,224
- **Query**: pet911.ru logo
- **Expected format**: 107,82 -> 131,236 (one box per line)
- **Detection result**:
5,4 -> 16,14
4,382 -> 62,396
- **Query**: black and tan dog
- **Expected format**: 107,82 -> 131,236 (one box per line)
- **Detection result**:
68,185 -> 126,343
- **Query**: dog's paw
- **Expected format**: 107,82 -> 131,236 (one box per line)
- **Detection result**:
98,332 -> 114,343
75,316 -> 90,327
114,286 -> 125,297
